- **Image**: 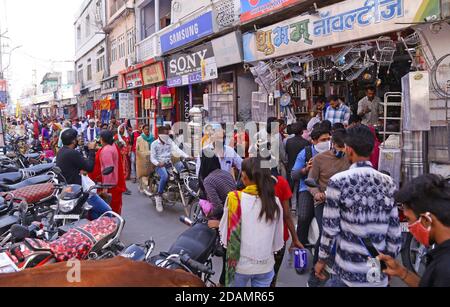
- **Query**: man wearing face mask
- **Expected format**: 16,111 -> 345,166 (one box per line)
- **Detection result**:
306,129 -> 351,287
150,126 -> 190,213
291,127 -> 331,247
315,125 -> 402,287
378,174 -> 450,287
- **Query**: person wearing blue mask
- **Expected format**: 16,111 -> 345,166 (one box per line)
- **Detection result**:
305,128 -> 351,287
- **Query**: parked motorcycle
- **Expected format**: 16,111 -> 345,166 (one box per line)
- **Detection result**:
0,211 -> 125,273
122,215 -> 219,286
47,166 -> 116,232
144,158 -> 199,216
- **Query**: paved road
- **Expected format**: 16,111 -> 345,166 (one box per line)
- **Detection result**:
120,182 -> 405,287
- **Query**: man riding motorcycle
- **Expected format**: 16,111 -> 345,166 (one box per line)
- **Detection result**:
56,129 -> 112,219
150,126 -> 190,213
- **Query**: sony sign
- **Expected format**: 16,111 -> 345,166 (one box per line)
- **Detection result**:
167,42 -> 215,78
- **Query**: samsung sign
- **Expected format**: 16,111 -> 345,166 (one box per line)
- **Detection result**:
160,11 -> 214,54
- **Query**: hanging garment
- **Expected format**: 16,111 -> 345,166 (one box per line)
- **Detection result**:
159,86 -> 173,110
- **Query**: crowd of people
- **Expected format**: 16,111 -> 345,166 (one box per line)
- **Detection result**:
3,83 -> 449,288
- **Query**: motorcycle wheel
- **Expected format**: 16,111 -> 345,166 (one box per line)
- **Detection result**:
401,233 -> 427,277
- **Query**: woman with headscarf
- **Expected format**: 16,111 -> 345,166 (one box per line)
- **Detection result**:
368,125 -> 381,170
114,123 -> 131,179
136,124 -> 155,193
89,130 -> 126,215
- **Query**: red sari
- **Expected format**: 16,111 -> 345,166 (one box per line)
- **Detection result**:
89,144 -> 126,215
114,134 -> 131,180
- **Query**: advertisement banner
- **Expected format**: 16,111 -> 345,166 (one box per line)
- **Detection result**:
243,0 -> 440,62
125,70 -> 143,89
142,62 -> 165,85
160,11 -> 214,54
240,0 -> 303,23
166,42 -> 218,87
119,93 -> 136,119
212,31 -> 244,68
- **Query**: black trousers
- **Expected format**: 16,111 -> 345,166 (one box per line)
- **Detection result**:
297,191 -> 315,245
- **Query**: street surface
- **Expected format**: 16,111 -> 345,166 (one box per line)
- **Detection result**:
120,182 -> 405,287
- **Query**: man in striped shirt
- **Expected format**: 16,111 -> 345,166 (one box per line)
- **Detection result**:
315,125 -> 402,287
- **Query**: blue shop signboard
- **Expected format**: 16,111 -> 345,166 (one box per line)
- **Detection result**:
160,11 -> 214,54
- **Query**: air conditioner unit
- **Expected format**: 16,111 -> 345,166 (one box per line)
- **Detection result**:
125,55 -> 136,68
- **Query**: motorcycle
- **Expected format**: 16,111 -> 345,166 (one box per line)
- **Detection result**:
144,158 -> 199,216
122,215 -> 219,286
0,211 -> 125,273
47,166 -> 116,232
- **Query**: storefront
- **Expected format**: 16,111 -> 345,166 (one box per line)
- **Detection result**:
118,59 -> 168,134
242,0 -> 441,183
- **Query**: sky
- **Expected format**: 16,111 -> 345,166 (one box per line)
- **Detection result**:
0,0 -> 84,100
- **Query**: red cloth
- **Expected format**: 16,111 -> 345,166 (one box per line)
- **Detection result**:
33,121 -> 40,139
110,100 -> 116,110
131,131 -> 140,153
369,126 -> 380,170
86,110 -> 94,119
89,144 -> 126,215
275,176 -> 293,242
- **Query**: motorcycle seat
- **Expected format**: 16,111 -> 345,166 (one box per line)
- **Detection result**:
3,182 -> 55,204
24,163 -> 55,175
168,223 -> 217,264
0,215 -> 20,235
24,153 -> 40,160
1,175 -> 53,191
0,172 -> 23,185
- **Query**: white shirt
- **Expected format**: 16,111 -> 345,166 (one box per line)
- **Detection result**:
196,145 -> 243,176
219,193 -> 284,275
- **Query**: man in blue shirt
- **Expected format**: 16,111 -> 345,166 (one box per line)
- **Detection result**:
291,126 -> 331,246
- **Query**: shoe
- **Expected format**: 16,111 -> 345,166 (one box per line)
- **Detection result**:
155,196 -> 164,213
124,189 -> 132,196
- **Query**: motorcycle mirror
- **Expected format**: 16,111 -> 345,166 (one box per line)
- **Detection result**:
52,166 -> 62,174
305,179 -> 320,188
102,166 -> 114,176
18,201 -> 29,215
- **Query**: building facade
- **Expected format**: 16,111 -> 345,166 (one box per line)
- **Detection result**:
74,0 -> 108,118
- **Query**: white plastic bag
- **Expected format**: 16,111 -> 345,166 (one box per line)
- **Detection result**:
81,174 -> 97,194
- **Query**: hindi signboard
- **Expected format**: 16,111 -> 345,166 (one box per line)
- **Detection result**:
243,0 -> 440,62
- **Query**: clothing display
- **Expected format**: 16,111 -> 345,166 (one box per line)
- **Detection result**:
159,86 -> 173,110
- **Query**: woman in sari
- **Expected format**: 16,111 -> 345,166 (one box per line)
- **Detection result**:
90,130 -> 126,215
114,123 -> 131,180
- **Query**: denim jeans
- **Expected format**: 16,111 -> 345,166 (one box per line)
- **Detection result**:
156,167 -> 169,195
130,152 -> 136,180
325,275 -> 349,288
88,194 -> 112,220
232,270 -> 275,288
156,162 -> 184,195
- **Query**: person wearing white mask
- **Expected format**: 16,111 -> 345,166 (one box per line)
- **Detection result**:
291,126 -> 331,247
150,126 -> 190,213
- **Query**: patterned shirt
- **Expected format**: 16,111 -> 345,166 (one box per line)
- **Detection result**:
319,161 -> 402,287
324,103 -> 351,126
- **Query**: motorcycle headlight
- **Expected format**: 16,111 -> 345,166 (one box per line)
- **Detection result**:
59,199 -> 77,213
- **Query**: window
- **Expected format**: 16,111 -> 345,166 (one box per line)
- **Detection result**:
77,25 -> 81,42
85,15 -> 91,37
97,55 -> 105,73
77,69 -> 84,84
127,28 -> 135,55
87,64 -> 92,81
109,0 -> 126,18
118,34 -> 125,59
111,39 -> 117,62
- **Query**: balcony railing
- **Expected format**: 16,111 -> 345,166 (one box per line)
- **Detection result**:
136,33 -> 161,63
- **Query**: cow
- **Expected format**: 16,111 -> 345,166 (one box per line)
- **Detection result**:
0,257 -> 205,287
